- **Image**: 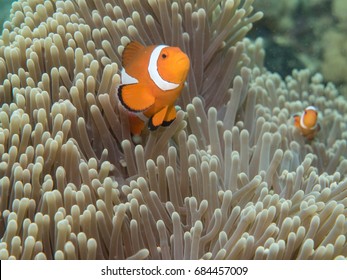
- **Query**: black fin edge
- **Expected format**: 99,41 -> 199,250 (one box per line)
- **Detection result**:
148,116 -> 159,131
161,119 -> 175,127
148,117 -> 175,131
117,85 -> 145,113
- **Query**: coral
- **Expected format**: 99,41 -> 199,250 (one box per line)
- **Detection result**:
0,0 -> 346,260
252,0 -> 299,32
321,30 -> 347,85
320,0 -> 347,94
250,0 -> 347,96
332,0 -> 347,24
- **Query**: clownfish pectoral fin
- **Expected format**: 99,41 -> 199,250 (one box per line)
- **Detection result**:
118,84 -> 155,112
161,105 -> 177,127
122,41 -> 144,67
148,106 -> 169,130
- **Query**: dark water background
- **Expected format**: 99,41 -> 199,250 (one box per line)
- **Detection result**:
0,0 -> 16,29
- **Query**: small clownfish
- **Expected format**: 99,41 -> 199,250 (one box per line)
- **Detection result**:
118,41 -> 190,135
293,105 -> 320,140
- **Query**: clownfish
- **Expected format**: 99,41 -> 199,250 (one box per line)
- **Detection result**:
118,41 -> 190,135
293,105 -> 320,140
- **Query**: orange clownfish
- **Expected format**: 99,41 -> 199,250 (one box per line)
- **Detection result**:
118,41 -> 190,135
293,106 -> 320,140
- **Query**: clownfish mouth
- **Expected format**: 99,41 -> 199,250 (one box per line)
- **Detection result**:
155,53 -> 190,87
175,56 -> 190,80
176,54 -> 190,66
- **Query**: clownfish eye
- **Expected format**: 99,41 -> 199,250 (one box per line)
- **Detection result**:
161,53 -> 167,59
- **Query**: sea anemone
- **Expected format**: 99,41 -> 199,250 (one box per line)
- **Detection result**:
0,0 -> 346,260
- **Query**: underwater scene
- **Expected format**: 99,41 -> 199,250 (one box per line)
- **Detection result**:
0,0 -> 346,260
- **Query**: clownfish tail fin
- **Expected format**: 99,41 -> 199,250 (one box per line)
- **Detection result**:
128,113 -> 145,136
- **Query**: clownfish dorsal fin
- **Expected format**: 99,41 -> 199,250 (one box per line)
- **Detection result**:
122,41 -> 145,68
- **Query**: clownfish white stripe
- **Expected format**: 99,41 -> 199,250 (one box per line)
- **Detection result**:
121,68 -> 139,84
148,45 -> 180,91
305,106 -> 317,111
300,106 -> 318,130
300,115 -> 309,130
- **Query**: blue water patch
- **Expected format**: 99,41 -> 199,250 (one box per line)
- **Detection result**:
0,0 -> 17,31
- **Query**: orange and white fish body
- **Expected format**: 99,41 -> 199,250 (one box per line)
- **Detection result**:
293,105 -> 320,140
118,41 -> 190,135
